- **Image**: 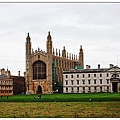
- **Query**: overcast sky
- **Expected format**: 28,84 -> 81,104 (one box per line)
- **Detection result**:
0,3 -> 120,75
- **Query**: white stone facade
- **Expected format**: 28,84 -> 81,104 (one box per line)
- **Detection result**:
63,65 -> 120,93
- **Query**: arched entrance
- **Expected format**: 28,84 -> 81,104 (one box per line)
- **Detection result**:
37,85 -> 42,94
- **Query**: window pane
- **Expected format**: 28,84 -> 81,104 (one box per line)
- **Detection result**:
33,61 -> 46,80
94,80 -> 96,84
94,74 -> 96,77
83,74 -> 84,78
66,81 -> 68,85
38,74 -> 40,79
77,80 -> 79,85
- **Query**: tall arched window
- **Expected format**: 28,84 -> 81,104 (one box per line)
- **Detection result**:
33,60 -> 46,80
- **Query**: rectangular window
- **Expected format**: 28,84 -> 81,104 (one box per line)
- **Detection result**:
88,74 -> 90,78
83,74 -> 84,78
66,80 -> 68,85
100,79 -> 102,84
66,87 -> 68,92
77,74 -> 79,78
71,80 -> 74,85
88,87 -> 91,90
82,80 -> 85,84
77,80 -> 79,85
94,74 -> 96,77
88,87 -> 91,93
77,87 -> 79,93
100,87 -> 102,92
83,87 -> 85,90
107,73 -> 109,77
107,86 -> 109,92
66,75 -> 68,78
71,75 -> 73,78
71,87 -> 74,93
107,79 -> 109,84
94,79 -> 96,84
94,87 -> 96,91
88,80 -> 91,84
72,87 -> 73,91
100,74 -> 102,77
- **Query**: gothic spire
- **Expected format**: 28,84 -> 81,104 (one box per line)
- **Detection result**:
26,32 -> 31,55
80,45 -> 83,53
72,54 -> 73,60
46,31 -> 52,54
26,33 -> 31,43
76,55 -> 77,60
74,54 -> 75,60
56,48 -> 58,56
53,48 -> 55,55
67,52 -> 68,59
79,45 -> 84,68
69,53 -> 71,59
47,31 -> 52,41
62,46 -> 66,58
59,49 -> 60,57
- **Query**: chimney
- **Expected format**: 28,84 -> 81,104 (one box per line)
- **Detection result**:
110,64 -> 114,68
18,71 -> 20,76
7,71 -> 11,78
89,65 -> 91,69
1,68 -> 5,75
86,65 -> 91,69
98,64 -> 100,69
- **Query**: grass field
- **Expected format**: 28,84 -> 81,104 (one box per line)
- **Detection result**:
0,102 -> 120,118
0,93 -> 120,118
0,93 -> 120,102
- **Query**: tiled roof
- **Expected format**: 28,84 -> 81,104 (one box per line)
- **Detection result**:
63,68 -> 108,74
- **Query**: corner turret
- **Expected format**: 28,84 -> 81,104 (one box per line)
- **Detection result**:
46,31 -> 52,54
79,45 -> 84,68
62,46 -> 66,58
26,33 -> 31,55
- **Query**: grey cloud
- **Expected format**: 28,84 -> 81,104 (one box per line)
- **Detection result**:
1,3 -> 120,75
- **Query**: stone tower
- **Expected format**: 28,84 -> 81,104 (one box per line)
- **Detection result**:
79,45 -> 84,68
46,31 -> 53,93
26,33 -> 32,93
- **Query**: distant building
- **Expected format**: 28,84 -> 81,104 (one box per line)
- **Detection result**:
10,71 -> 26,95
24,32 -> 84,94
0,68 -> 13,96
63,64 -> 120,93
0,68 -> 26,96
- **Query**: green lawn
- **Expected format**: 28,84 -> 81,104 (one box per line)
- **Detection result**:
0,93 -> 120,118
0,93 -> 120,102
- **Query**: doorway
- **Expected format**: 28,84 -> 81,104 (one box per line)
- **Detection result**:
112,82 -> 118,92
37,85 -> 42,94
